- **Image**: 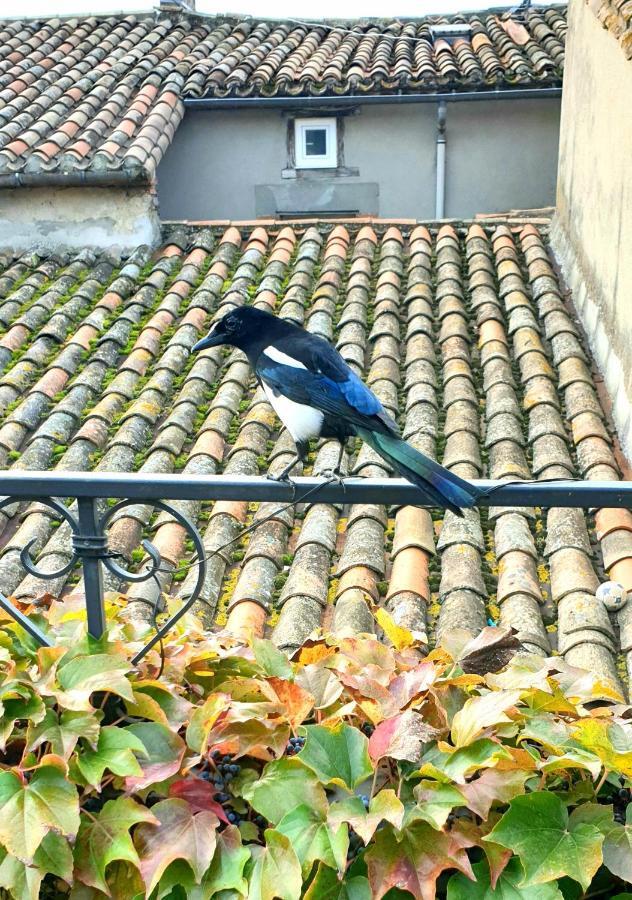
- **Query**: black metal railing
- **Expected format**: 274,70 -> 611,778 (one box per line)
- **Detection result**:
1,470 -> 631,664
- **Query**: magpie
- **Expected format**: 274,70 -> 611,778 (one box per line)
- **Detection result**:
192,306 -> 483,515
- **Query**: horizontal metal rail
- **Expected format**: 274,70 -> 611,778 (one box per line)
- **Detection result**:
0,470 -> 631,507
0,470 -> 631,663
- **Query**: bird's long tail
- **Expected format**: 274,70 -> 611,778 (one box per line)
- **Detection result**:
356,428 -> 483,517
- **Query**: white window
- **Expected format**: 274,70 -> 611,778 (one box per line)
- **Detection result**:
294,118 -> 337,169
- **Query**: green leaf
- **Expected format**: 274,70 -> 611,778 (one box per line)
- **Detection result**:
185,693 -> 229,754
419,739 -> 513,784
276,803 -> 348,876
365,821 -> 475,900
203,825 -> 249,896
447,858 -> 564,899
0,764 -> 80,862
74,796 -> 157,894
0,684 -> 46,749
304,864 -> 371,900
485,792 -> 603,891
75,726 -> 147,788
253,638 -> 293,680
27,709 -> 101,761
451,691 -> 522,748
298,723 -> 373,791
35,830 -> 74,882
134,798 -> 219,895
126,681 -> 192,729
0,851 -> 44,900
55,653 -> 134,711
248,829 -> 302,900
329,789 -> 405,845
572,802 -> 632,883
124,722 -> 185,792
411,781 -> 467,829
242,758 -> 328,825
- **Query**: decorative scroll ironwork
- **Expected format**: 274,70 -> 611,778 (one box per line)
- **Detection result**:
0,493 -> 207,664
1,470 -> 632,666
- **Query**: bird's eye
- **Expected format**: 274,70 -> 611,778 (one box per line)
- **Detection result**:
224,316 -> 237,332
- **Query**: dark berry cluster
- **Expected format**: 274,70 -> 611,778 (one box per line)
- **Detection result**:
201,750 -> 243,825
286,735 -> 306,756
361,723 -> 375,737
613,787 -> 631,825
359,794 -> 370,810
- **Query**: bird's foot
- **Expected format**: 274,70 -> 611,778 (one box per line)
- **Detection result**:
266,469 -> 297,501
318,468 -> 348,493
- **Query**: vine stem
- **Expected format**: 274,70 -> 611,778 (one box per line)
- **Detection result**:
594,768 -> 610,795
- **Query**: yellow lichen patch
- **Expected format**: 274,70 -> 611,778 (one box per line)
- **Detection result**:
215,566 -> 241,626
326,577 -> 339,605
487,597 -> 500,621
484,550 -> 499,578
537,563 -> 550,584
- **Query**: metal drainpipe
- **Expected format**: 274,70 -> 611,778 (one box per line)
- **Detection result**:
435,100 -> 447,220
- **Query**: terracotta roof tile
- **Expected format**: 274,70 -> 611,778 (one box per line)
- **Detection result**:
0,9 -> 565,177
1,218 -> 631,693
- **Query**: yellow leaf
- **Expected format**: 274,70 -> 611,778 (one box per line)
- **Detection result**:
571,719 -> 632,777
451,690 -> 522,748
374,607 -> 414,651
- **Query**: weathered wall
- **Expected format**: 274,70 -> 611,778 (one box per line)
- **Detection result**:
0,186 -> 160,254
551,0 -> 632,458
156,99 -> 560,221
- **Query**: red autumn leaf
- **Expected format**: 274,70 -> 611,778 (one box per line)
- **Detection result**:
266,677 -> 314,732
365,821 -> 476,900
169,777 -> 230,824
388,661 -> 436,710
369,710 -> 440,763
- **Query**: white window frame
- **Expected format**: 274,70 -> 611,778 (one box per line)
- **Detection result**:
294,118 -> 338,169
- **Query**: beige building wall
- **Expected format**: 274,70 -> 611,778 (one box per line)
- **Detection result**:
551,0 -> 632,456
0,186 -> 160,255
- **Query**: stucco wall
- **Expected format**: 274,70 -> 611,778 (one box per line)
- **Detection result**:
551,0 -> 632,458
0,186 -> 160,255
156,99 -> 560,221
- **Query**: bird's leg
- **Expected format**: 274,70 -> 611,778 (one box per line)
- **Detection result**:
320,440 -> 348,487
266,440 -> 309,499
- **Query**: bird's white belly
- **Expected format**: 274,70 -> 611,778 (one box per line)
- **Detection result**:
262,383 -> 324,443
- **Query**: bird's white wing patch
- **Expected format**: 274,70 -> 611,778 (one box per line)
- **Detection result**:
262,346 -> 307,369
262,383 -> 323,443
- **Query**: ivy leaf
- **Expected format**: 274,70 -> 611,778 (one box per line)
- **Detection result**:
0,684 -> 46,749
203,824 -> 250,896
185,693 -> 229,753
485,792 -> 603,890
276,803 -> 348,876
27,709 -> 101,761
451,691 -> 522,748
55,654 -> 134,711
295,664 -> 344,710
134,798 -> 219,896
0,850 -> 44,900
123,722 -> 185,792
253,638 -> 294,680
304,863 -> 372,899
572,802 -> 632,883
248,829 -> 302,900
298,723 -> 373,791
458,627 -> 523,676
410,781 -> 467,829
0,764 -> 80,862
329,789 -> 405,845
169,776 -> 230,824
571,719 -> 632,777
374,606 -> 415,650
538,747 -> 602,780
35,830 -> 74,882
369,710 -> 439,763
419,739 -> 513,784
365,821 -> 476,900
447,858 -> 564,899
75,726 -> 147,788
73,796 -> 157,895
266,677 -> 313,732
242,758 -> 327,825
459,769 -> 528,820
125,680 -> 192,729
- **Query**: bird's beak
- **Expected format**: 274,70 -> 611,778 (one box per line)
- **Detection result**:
192,325 -> 226,352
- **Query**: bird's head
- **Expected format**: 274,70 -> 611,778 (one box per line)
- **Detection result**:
192,306 -> 273,352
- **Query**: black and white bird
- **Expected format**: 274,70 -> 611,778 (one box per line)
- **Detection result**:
192,306 -> 483,515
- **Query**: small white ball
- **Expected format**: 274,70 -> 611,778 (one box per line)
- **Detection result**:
597,581 -> 628,611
